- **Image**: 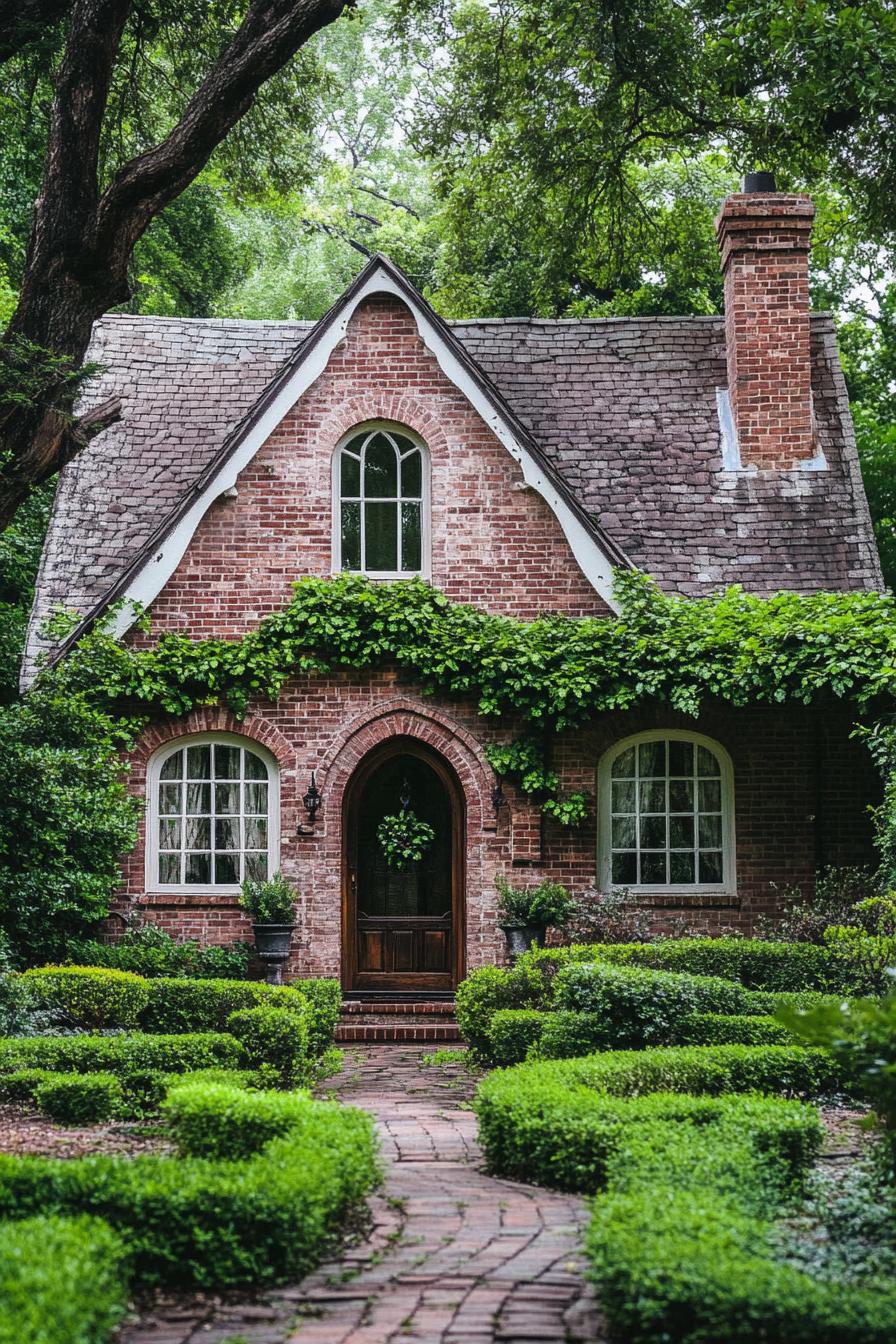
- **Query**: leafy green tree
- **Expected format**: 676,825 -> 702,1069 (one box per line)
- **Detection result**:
0,481 -> 53,702
0,686 -> 139,964
218,0 -> 438,319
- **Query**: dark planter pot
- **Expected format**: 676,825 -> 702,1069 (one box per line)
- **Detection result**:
499,923 -> 546,960
252,923 -> 295,984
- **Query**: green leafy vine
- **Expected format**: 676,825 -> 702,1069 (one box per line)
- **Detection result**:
43,570 -> 896,830
483,738 -> 588,827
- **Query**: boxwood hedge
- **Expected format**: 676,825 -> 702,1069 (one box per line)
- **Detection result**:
0,1091 -> 379,1290
519,939 -> 836,991
20,967 -> 150,1030
459,956 -> 832,1064
0,1031 -> 245,1079
163,1079 -> 316,1159
21,969 -> 342,1059
588,1114 -> 896,1342
33,1073 -> 124,1126
0,1215 -> 129,1344
474,1044 -> 840,1189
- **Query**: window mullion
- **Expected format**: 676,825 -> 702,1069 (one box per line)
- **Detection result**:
635,755 -> 641,886
359,459 -> 367,571
664,774 -> 670,886
179,747 -> 187,888
239,748 -> 246,886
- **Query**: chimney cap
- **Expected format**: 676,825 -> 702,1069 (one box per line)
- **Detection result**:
742,170 -> 778,194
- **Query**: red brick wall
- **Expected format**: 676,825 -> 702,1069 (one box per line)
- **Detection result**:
716,192 -> 816,469
131,294 -> 608,641
117,682 -> 878,977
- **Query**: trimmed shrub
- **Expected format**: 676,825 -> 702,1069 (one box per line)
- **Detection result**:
455,954 -> 834,1063
141,976 -> 339,1057
226,1006 -> 309,1086
455,962 -> 548,1059
588,1117 -> 896,1343
0,1098 -> 379,1290
475,1045 -> 839,1189
141,977 -> 285,1033
549,963 -> 829,1052
588,1185 -> 896,1343
677,1013 -> 797,1046
487,1009 -> 547,1065
21,966 -> 149,1029
0,1069 -> 51,1102
297,979 -> 342,1058
477,1071 -> 821,1191
536,1010 -> 608,1060
34,1072 -> 124,1125
556,962 -> 757,1041
520,938 -> 835,992
0,1031 -> 245,1079
163,1080 -> 315,1159
0,1215 -> 129,1344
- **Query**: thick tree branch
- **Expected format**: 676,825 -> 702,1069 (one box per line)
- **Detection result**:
91,0 -> 353,264
11,0 -> 133,342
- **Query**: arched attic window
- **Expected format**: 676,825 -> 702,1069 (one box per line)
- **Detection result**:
334,425 -> 429,577
146,734 -> 279,892
597,731 -> 736,893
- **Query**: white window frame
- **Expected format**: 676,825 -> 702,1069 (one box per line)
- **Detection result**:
145,732 -> 280,895
597,729 -> 736,895
331,421 -> 431,579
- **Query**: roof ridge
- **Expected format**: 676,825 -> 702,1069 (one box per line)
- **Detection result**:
94,314 -> 315,328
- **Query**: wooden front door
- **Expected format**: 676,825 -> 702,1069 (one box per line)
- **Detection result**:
343,740 -> 463,993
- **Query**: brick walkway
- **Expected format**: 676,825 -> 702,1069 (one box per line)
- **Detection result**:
122,1045 -> 604,1344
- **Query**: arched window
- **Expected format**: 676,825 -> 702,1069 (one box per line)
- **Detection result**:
146,734 -> 279,892
335,425 -> 428,576
598,731 -> 735,892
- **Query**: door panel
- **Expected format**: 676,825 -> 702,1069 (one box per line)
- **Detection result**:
359,929 -> 385,972
344,744 -> 463,992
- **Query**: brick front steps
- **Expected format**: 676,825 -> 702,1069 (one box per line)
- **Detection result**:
336,1000 -> 461,1044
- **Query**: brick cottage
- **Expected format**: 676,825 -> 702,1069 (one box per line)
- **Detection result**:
24,181 -> 883,994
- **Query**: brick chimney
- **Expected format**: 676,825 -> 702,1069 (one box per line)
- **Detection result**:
715,174 -> 816,469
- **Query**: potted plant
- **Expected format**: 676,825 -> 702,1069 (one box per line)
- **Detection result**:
495,875 -> 577,958
239,872 -> 298,983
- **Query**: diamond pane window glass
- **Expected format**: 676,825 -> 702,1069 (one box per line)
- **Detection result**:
338,428 -> 426,574
607,736 -> 728,888
154,742 -> 274,888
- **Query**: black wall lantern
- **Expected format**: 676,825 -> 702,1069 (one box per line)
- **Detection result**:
298,770 -> 322,833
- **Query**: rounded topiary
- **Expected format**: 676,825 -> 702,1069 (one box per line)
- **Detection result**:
226,1006 -> 309,1087
21,966 -> 150,1029
33,1072 -> 124,1125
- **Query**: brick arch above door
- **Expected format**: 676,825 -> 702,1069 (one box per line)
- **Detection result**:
314,698 -> 494,839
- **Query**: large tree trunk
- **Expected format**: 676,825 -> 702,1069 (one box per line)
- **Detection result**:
0,0 -> 352,532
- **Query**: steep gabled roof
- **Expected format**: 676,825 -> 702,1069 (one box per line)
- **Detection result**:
49,254 -> 631,665
23,260 -> 883,686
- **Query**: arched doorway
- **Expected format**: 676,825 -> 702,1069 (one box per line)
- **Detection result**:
342,738 -> 465,993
